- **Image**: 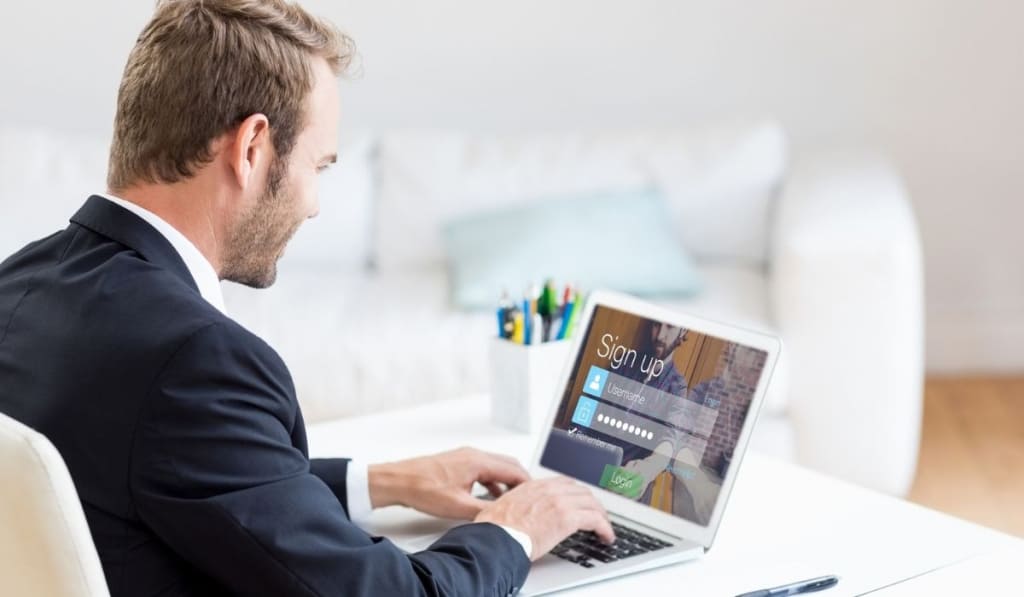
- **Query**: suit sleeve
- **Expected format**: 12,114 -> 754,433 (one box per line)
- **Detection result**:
130,322 -> 530,597
307,457 -> 351,513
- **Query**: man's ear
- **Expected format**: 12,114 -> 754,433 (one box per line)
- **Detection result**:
229,113 -> 271,190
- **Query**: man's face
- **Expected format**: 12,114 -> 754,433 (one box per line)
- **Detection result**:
221,58 -> 339,288
650,323 -> 684,359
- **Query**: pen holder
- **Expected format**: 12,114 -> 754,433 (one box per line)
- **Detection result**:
488,338 -> 573,434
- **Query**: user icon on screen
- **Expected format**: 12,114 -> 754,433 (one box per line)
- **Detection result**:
584,365 -> 609,397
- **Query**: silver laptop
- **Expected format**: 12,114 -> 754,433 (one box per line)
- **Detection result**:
400,290 -> 780,595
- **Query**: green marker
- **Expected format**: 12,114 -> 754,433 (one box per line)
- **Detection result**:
537,280 -> 556,341
564,290 -> 584,338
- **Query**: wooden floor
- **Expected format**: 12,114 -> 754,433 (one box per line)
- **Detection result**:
908,376 -> 1024,538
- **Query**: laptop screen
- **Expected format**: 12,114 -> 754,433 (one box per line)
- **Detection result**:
539,304 -> 769,527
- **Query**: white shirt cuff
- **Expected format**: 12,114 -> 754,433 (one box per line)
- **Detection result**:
496,525 -> 533,560
345,460 -> 374,528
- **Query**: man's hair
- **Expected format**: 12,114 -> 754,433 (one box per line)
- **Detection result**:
107,0 -> 354,191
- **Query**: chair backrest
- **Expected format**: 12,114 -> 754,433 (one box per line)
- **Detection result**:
0,413 -> 110,597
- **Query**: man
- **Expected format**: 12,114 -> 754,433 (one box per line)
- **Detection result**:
0,1 -> 612,595
619,322 -> 689,431
617,323 -> 695,513
630,322 -> 689,396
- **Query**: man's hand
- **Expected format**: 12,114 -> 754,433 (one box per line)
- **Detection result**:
474,476 -> 615,561
368,447 -> 529,520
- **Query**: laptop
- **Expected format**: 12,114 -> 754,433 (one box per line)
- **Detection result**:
398,290 -> 780,595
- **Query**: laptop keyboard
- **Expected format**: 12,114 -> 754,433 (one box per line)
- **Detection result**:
550,521 -> 673,567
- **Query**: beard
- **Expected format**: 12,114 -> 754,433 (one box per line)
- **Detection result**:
220,158 -> 303,289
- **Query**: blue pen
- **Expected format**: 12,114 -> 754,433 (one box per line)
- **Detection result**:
735,575 -> 839,597
555,300 -> 574,340
496,307 -> 506,338
522,297 -> 531,345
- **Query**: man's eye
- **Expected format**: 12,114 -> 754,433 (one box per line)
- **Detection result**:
317,165 -> 331,174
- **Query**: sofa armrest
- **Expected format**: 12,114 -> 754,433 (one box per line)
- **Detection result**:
769,150 -> 924,496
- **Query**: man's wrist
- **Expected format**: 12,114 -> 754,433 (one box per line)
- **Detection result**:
368,462 -> 404,509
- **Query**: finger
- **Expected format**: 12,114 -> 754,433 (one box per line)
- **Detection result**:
570,508 -> 616,545
477,457 -> 530,487
554,492 -> 613,530
495,457 -> 530,488
489,451 -> 528,471
483,481 -> 504,498
449,492 -> 489,520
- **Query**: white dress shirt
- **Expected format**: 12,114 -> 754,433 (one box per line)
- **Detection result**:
96,194 -> 532,558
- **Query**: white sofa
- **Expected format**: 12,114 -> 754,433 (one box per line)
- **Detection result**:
0,120 -> 924,496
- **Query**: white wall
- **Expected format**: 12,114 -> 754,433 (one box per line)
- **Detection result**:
1,0 -> 1022,373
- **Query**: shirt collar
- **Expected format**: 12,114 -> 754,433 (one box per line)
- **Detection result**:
97,193 -> 227,315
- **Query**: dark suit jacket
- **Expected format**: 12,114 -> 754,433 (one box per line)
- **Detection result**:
0,196 -> 529,596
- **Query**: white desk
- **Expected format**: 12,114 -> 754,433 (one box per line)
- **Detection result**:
307,396 -> 1023,596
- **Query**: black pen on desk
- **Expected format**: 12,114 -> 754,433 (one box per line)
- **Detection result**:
735,575 -> 839,597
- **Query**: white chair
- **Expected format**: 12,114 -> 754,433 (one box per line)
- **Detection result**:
0,413 -> 110,597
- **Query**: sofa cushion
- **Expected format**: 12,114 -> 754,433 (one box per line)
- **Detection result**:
373,121 -> 788,272
223,263 -> 789,424
441,188 -> 702,309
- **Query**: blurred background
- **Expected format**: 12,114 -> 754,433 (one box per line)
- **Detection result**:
1,0 -> 1021,535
